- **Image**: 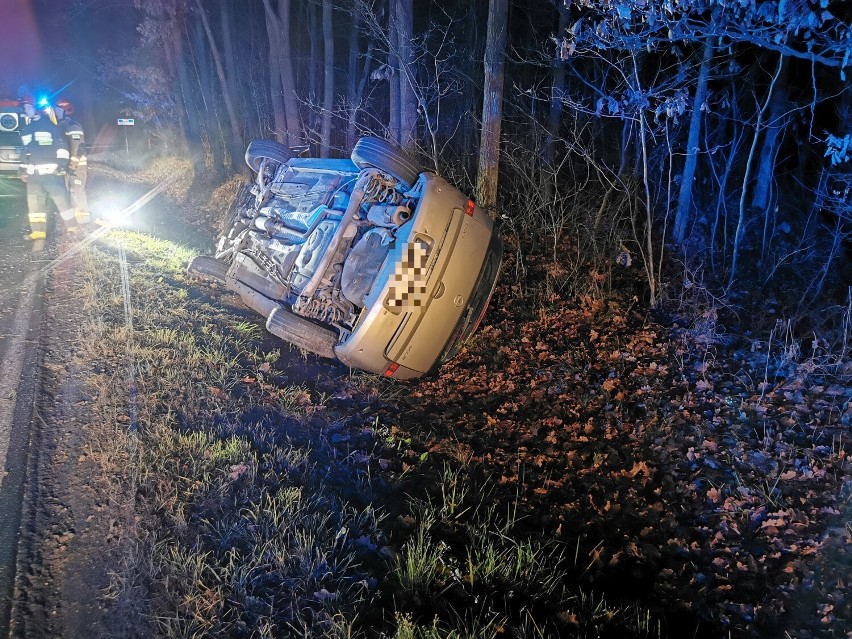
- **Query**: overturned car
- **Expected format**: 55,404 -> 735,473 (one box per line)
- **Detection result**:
188,137 -> 502,379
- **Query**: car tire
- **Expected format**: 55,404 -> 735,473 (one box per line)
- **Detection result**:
266,306 -> 338,360
351,136 -> 420,190
245,140 -> 293,173
187,255 -> 228,283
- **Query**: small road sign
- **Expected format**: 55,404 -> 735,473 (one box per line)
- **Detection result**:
117,118 -> 135,126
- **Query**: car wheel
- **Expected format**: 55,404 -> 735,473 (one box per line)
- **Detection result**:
266,306 -> 338,360
245,140 -> 293,173
187,255 -> 228,283
351,136 -> 420,190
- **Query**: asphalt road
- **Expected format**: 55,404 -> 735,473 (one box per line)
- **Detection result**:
0,179 -> 47,637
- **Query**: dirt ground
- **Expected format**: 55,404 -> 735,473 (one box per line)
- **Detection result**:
11,232 -> 122,638
10,170 -> 216,638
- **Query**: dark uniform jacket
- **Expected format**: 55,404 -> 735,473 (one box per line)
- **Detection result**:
61,118 -> 86,171
20,115 -> 70,175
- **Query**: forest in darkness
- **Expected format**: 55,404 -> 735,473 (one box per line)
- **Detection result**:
65,0 -> 851,334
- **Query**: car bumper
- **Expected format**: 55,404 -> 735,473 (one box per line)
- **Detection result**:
336,173 -> 500,379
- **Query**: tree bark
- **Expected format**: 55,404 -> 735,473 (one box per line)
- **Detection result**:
262,0 -> 302,147
388,0 -> 400,144
751,61 -> 789,214
346,16 -> 373,150
192,18 -> 225,178
193,0 -> 244,171
729,54 -> 785,287
395,0 -> 417,150
476,0 -> 508,212
173,26 -> 204,179
278,0 -> 302,146
307,2 -> 320,141
346,11 -> 360,149
263,1 -> 287,143
462,3 -> 482,181
220,0 -> 240,120
320,0 -> 334,157
673,41 -> 713,244
544,1 -> 569,168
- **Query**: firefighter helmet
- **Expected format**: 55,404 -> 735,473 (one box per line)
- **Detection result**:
56,98 -> 74,116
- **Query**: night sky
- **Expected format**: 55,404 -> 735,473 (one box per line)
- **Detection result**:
1,0 -> 139,138
0,0 -> 42,90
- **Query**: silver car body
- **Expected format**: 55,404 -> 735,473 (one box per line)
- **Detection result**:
192,143 -> 502,379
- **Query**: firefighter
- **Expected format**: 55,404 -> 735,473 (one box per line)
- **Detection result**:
56,98 -> 90,226
19,98 -> 75,239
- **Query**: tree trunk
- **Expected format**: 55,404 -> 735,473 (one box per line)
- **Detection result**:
192,18 -> 225,178
638,106 -> 658,306
263,0 -> 302,147
544,1 -> 569,168
320,0 -> 334,157
673,41 -> 713,245
307,2 -> 320,143
279,0 -> 301,146
751,61 -> 789,214
193,0 -> 244,172
395,0 -> 417,150
462,3 -> 482,182
388,0 -> 400,144
263,1 -> 287,143
346,19 -> 373,150
476,0 -> 508,212
174,28 -> 204,179
220,0 -> 240,122
729,54 -> 785,287
346,11 -> 360,149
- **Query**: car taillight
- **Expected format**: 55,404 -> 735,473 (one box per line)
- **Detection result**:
465,200 -> 475,216
384,362 -> 400,377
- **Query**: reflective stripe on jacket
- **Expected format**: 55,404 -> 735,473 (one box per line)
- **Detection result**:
20,163 -> 60,175
61,118 -> 87,166
20,115 -> 70,170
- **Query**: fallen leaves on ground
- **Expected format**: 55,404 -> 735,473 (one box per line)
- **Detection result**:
390,247 -> 852,638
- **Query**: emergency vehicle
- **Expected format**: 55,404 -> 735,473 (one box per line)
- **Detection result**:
0,99 -> 24,177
